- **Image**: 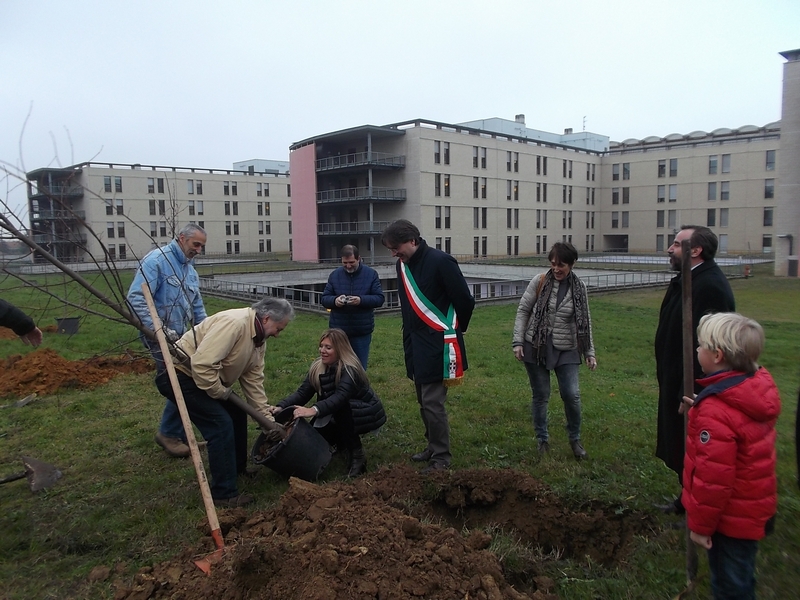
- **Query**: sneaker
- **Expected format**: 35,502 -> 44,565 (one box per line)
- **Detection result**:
570,440 -> 588,460
537,440 -> 550,454
213,493 -> 254,508
420,461 -> 449,475
411,448 -> 433,462
155,432 -> 190,458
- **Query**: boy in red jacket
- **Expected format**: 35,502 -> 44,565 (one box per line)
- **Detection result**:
680,312 -> 780,600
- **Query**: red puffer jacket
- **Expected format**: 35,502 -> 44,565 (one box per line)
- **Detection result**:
682,367 -> 781,539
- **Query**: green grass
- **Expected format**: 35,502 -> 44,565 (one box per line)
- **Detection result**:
1,273 -> 798,599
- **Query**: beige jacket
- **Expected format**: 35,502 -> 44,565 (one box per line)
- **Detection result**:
174,307 -> 273,420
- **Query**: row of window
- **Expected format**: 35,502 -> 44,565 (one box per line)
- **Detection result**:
104,175 -> 290,197
145,199 -> 285,217
433,206 -> 595,231
434,175 -> 596,204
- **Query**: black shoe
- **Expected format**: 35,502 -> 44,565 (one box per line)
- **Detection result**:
347,448 -> 367,478
411,448 -> 433,462
655,497 -> 685,515
213,493 -> 254,508
570,440 -> 588,460
537,440 -> 550,454
420,461 -> 449,475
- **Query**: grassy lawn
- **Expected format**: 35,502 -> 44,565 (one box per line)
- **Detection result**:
1,272 -> 798,599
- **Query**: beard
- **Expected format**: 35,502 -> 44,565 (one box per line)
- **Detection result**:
669,254 -> 681,271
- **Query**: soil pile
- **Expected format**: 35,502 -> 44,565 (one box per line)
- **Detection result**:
115,466 -> 654,600
0,347 -> 152,398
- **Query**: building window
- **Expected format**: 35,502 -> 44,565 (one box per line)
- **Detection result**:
115,176 -> 122,192
622,187 -> 630,204
720,208 -> 729,227
658,159 -> 666,178
434,173 -> 442,197
611,211 -> 619,229
480,207 -> 487,229
514,208 -> 520,229
563,185 -> 568,204
435,206 -> 442,229
536,155 -> 542,175
481,236 -> 487,257
265,221 -> 271,235
147,178 -> 155,194
480,147 -> 487,169
481,178 -> 487,199
118,244 -> 126,260
196,180 -> 203,195
263,183 -> 270,197
708,182 -> 717,201
507,208 -> 513,229
196,200 -> 204,215
287,202 -> 291,215
157,178 -> 164,194
657,185 -> 665,203
187,179 -> 194,194
444,237 -> 451,253
158,199 -> 166,215
543,183 -> 547,203
473,146 -> 478,168
612,187 -> 619,204
668,184 -> 677,203
234,240 -> 240,254
668,209 -> 677,229
256,183 -> 262,197
225,221 -> 231,236
507,151 -> 512,172
506,180 -> 512,201
443,142 -> 450,165
536,183 -> 541,203
104,176 -> 112,192
149,222 -> 157,237
621,211 -> 629,228
259,239 -> 265,252
762,235 -> 772,253
435,237 -> 442,250
224,181 -> 230,195
568,160 -> 573,178
105,199 -> 114,215
514,180 -> 519,201
764,179 -> 774,199
707,209 -> 716,227
232,201 -> 239,216
224,201 -> 231,216
657,210 -> 665,228
434,141 -> 441,164
473,177 -> 479,199
257,203 -> 263,216
763,207 -> 773,227
107,222 -> 115,238
107,245 -> 115,259
507,236 -> 512,255
147,199 -> 155,216
721,154 -> 731,174
656,234 -> 664,252
612,163 -> 620,181
513,152 -> 519,172
720,181 -> 730,201
708,155 -> 718,175
226,241 -> 232,254
287,184 -> 291,197
258,221 -> 264,235
766,149 -> 776,171
444,206 -> 450,229
473,237 -> 479,257
264,202 -> 271,215
543,156 -> 548,176
231,181 -> 238,196
233,222 -> 239,235
160,221 -> 167,237
669,158 -> 678,177
622,162 -> 630,180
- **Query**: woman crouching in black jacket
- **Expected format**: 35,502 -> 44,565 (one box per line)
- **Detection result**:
270,328 -> 385,477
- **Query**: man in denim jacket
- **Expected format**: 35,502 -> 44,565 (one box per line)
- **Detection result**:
127,224 -> 207,458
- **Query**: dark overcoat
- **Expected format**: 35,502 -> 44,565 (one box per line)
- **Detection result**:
654,259 -> 735,474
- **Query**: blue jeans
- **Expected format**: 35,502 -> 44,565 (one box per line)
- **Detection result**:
155,371 -> 248,500
524,361 -> 582,442
707,533 -> 758,600
143,334 -> 187,441
348,334 -> 372,370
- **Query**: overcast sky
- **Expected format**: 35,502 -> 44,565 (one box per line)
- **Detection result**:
1,0 -> 798,212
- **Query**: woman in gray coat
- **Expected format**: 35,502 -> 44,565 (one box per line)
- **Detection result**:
512,242 -> 597,459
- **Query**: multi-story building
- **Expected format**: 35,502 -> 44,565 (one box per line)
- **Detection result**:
26,162 -> 292,262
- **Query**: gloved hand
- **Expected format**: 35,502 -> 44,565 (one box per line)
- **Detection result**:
163,328 -> 180,343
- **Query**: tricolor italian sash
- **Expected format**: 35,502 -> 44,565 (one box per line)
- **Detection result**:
400,262 -> 464,386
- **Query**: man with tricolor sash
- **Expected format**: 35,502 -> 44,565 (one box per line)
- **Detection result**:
381,220 -> 475,474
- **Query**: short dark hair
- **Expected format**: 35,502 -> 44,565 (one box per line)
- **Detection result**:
681,225 -> 718,260
381,219 -> 420,248
548,241 -> 578,266
341,245 -> 360,259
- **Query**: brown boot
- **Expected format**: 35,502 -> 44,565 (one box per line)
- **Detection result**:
155,432 -> 190,458
347,448 -> 367,478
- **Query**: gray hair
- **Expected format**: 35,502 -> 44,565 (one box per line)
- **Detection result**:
252,297 -> 295,322
178,223 -> 206,239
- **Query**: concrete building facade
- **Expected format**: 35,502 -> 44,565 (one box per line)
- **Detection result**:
26,162 -> 292,262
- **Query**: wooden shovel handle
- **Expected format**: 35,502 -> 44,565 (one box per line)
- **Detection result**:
141,283 -> 224,552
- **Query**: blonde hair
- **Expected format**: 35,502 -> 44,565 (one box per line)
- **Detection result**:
307,328 -> 368,393
696,312 -> 764,373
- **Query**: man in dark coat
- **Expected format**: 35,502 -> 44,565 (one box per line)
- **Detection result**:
0,299 -> 43,347
381,220 -> 474,474
655,225 -> 735,513
320,245 -> 384,369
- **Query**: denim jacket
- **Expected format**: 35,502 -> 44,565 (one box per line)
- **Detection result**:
126,239 -> 206,335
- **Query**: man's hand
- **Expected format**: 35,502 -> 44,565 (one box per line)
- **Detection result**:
345,295 -> 361,306
513,346 -> 524,361
336,294 -> 348,307
587,356 -> 598,371
679,394 -> 696,415
163,328 -> 180,342
20,327 -> 43,347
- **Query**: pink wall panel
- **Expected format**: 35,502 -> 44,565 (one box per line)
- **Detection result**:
288,144 -> 318,261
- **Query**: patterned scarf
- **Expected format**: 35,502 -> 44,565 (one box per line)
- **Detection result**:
529,270 -> 591,362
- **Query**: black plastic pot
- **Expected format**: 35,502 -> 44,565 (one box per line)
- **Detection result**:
250,408 -> 331,481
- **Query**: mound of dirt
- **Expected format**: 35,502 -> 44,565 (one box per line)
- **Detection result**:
0,347 -> 152,398
113,465 -> 655,600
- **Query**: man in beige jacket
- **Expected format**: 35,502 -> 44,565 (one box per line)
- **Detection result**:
156,297 -> 294,507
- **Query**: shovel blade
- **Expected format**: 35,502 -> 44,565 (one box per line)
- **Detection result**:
22,456 -> 62,492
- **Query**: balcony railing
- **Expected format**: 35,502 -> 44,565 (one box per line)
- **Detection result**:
30,210 -> 86,221
30,185 -> 84,199
317,187 -> 406,204
317,220 -> 391,235
316,152 -> 405,172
